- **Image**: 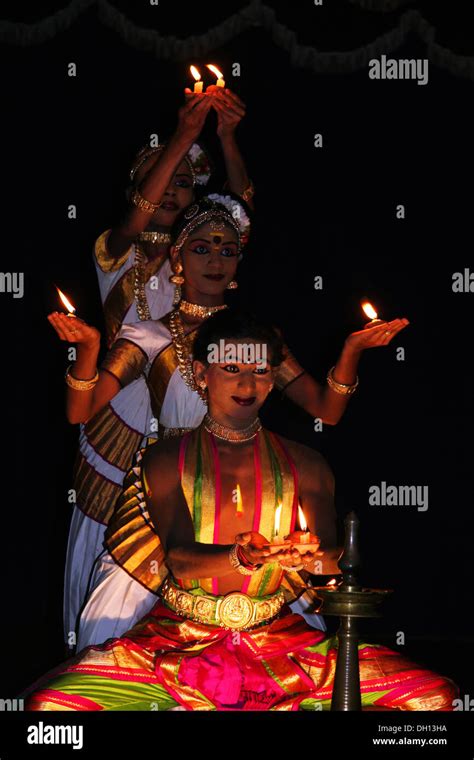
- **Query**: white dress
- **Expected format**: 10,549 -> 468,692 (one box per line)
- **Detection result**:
74,319 -> 207,650
93,230 -> 174,329
63,231 -> 174,645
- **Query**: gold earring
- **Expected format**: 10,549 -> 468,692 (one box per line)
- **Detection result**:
170,262 -> 184,305
169,261 -> 184,285
227,280 -> 238,290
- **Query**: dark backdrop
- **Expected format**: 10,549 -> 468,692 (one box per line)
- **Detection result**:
1,0 -> 473,696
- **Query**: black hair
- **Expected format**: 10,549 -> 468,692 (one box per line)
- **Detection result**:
193,309 -> 285,367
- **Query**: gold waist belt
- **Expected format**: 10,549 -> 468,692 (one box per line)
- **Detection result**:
161,577 -> 285,631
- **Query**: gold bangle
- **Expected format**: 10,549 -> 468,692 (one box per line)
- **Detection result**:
241,180 -> 255,203
131,188 -> 161,214
326,366 -> 359,396
229,544 -> 258,576
65,365 -> 99,391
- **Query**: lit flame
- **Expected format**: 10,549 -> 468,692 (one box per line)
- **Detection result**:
361,301 -> 377,320
56,287 -> 76,315
327,578 -> 337,587
190,65 -> 201,82
274,504 -> 282,536
297,504 -> 308,532
235,483 -> 243,516
207,64 -> 224,80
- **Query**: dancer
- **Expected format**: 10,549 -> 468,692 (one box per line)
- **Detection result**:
95,87 -> 253,347
28,312 -> 456,711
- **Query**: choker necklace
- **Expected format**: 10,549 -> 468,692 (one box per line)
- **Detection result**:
179,300 -> 228,320
138,231 -> 172,245
204,413 -> 262,443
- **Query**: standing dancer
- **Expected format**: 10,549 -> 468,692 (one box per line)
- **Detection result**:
95,87 -> 253,347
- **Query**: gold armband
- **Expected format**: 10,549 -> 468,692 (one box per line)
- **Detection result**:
100,339 -> 147,387
131,188 -> 161,214
65,365 -> 99,391
326,366 -> 359,396
229,544 -> 259,576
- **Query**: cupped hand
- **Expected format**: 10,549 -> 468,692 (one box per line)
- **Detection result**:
47,312 -> 101,347
177,93 -> 213,141
235,531 -> 279,566
345,318 -> 409,353
208,87 -> 246,138
279,530 -> 321,569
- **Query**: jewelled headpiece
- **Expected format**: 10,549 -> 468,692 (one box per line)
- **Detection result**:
129,142 -> 212,187
173,195 -> 251,256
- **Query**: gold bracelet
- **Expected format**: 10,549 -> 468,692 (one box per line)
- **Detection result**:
229,544 -> 259,576
131,188 -> 162,214
65,365 -> 99,391
241,180 -> 255,203
326,366 -> 359,396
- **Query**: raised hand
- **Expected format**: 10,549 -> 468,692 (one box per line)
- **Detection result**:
177,94 -> 213,142
208,87 -> 246,138
47,312 -> 101,347
345,318 -> 409,353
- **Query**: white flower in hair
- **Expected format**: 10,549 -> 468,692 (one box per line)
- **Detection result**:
207,193 -> 251,238
188,143 -> 211,185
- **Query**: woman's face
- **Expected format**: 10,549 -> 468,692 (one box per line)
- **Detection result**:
134,155 -> 194,228
193,340 -> 275,423
178,221 -> 239,299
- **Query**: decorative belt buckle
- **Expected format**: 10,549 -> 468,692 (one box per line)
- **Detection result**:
193,595 -> 215,623
218,592 -> 255,630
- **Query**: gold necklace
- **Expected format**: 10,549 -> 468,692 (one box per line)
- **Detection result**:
134,235 -> 173,321
179,300 -> 228,320
133,242 -> 151,321
169,309 -> 207,402
138,231 -> 172,244
203,413 -> 262,443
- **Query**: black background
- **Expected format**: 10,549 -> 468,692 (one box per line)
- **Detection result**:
1,0 -> 473,700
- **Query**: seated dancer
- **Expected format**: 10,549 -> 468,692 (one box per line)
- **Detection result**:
27,312 -> 456,711
49,196 -> 409,649
96,86 -> 253,347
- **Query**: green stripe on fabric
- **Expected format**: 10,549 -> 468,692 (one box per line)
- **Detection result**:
257,431 -> 283,597
299,690 -> 391,711
193,434 -> 203,538
304,633 -> 338,655
190,432 -> 204,590
299,697 -> 332,711
39,673 -> 178,712
261,660 -> 291,694
264,431 -> 283,513
258,563 -> 278,597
